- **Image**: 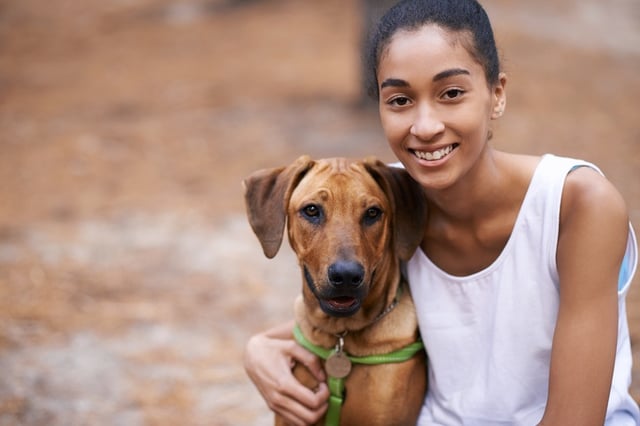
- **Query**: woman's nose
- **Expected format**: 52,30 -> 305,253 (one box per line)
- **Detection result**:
410,104 -> 445,140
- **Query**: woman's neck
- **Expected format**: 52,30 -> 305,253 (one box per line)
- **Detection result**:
424,147 -> 515,223
420,149 -> 541,276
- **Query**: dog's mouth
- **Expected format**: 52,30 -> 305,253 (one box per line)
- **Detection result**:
323,296 -> 360,315
305,266 -> 365,317
318,296 -> 361,318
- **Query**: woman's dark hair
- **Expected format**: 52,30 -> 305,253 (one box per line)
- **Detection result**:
365,0 -> 500,100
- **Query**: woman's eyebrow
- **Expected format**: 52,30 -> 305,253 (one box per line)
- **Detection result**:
380,68 -> 471,90
433,68 -> 470,82
380,78 -> 409,90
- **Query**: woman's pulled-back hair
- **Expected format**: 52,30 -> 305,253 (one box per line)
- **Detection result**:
365,0 -> 500,100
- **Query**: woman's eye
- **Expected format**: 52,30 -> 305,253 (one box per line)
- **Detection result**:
388,96 -> 411,107
443,89 -> 464,100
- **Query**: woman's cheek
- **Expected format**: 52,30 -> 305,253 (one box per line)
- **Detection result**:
380,113 -> 405,148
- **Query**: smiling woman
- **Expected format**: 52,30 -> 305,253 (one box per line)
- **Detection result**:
243,1 -> 640,425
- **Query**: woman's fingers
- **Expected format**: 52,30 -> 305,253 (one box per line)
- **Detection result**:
244,332 -> 329,425
270,379 -> 329,425
285,339 -> 326,384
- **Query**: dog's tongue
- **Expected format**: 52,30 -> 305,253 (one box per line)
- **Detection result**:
328,297 -> 357,309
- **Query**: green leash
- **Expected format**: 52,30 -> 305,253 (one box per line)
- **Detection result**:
292,324 -> 424,426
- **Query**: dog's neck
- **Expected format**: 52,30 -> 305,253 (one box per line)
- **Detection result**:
294,262 -> 406,352
370,285 -> 402,324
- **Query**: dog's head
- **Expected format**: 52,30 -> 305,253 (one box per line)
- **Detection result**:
243,156 -> 426,321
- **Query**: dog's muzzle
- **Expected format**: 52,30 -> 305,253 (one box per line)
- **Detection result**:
304,261 -> 368,317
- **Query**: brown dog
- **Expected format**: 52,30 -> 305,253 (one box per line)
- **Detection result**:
243,156 -> 427,426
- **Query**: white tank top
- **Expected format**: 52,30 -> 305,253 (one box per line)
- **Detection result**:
406,154 -> 639,425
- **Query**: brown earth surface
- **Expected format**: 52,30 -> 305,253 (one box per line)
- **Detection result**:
0,0 -> 639,425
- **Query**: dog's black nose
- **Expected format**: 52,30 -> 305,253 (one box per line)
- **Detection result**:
328,261 -> 364,288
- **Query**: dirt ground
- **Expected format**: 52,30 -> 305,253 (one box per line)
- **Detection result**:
0,0 -> 638,425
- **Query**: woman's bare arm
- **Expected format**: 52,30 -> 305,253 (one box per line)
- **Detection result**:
539,167 -> 628,425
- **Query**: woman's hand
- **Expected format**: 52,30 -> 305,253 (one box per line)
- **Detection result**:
244,321 -> 329,425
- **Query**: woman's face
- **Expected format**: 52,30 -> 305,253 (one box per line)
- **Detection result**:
377,24 -> 505,191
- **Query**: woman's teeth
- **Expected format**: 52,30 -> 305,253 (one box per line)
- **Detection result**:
414,144 -> 455,161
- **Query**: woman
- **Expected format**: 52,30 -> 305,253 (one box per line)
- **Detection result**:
244,0 -> 639,424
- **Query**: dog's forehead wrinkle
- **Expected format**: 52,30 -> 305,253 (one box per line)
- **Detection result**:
320,157 -> 350,171
316,158 -> 372,178
317,188 -> 330,201
291,160 -> 388,211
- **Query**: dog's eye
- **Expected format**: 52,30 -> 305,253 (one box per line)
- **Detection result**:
362,207 -> 382,225
301,204 -> 323,223
302,205 -> 319,216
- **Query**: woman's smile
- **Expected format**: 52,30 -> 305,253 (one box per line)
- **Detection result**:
411,143 -> 459,162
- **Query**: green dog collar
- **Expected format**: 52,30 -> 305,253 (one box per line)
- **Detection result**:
292,324 -> 424,426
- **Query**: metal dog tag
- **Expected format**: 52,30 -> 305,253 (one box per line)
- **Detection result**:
326,351 -> 352,378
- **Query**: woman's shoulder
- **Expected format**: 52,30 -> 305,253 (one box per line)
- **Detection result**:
495,151 -> 540,173
557,164 -> 629,280
561,165 -> 628,225
494,151 -> 541,190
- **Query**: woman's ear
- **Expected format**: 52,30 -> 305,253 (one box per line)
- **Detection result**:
491,72 -> 507,119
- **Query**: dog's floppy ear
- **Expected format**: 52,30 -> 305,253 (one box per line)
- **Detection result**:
243,155 -> 315,258
364,158 -> 427,261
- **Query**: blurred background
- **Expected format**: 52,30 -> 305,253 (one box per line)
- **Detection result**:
0,0 -> 638,424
